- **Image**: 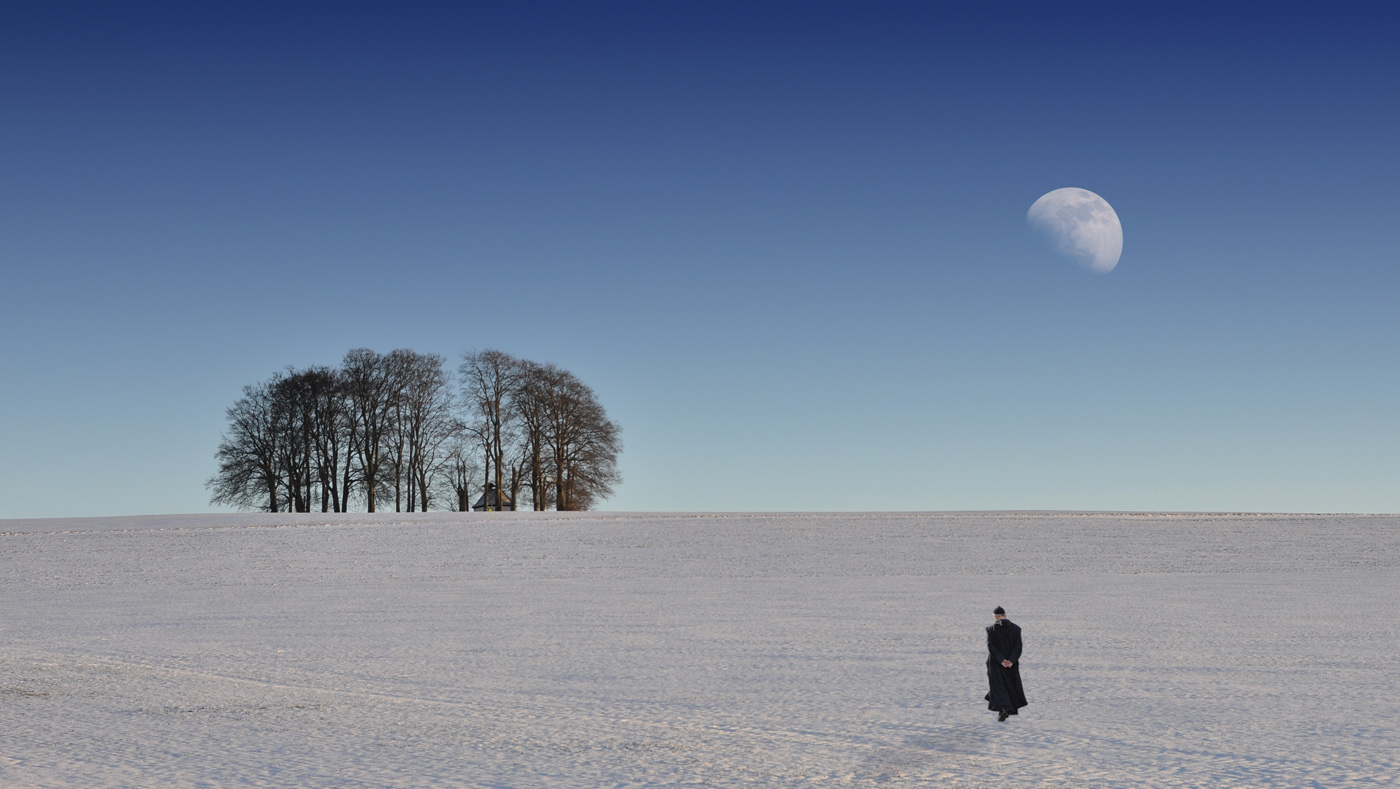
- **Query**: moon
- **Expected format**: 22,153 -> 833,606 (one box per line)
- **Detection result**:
1027,188 -> 1122,273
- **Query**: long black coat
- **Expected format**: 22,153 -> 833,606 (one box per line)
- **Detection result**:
985,619 -> 1028,714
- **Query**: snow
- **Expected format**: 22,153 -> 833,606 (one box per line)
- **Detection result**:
2,511 -> 1396,786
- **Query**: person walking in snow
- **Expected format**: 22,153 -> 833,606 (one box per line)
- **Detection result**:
985,606 -> 1028,722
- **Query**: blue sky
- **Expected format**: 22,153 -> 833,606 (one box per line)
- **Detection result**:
2,2 -> 1397,517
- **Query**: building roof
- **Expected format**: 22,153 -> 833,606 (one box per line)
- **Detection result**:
471,483 -> 515,511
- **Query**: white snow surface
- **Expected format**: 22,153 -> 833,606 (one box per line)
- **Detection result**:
2,511 -> 1396,787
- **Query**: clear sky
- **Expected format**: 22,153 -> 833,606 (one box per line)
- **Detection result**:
2,2 -> 1397,517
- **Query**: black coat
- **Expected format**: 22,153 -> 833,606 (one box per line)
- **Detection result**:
985,619 -> 1028,714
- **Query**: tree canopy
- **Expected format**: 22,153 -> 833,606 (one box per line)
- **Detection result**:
208,349 -> 621,512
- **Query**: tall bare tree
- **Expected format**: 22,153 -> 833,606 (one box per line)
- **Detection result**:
272,370 -> 316,512
342,348 -> 394,512
382,350 -> 411,512
332,366 -> 362,511
209,379 -> 284,511
301,366 -> 350,512
535,366 -> 622,510
440,433 -> 480,512
386,349 -> 454,511
515,360 -> 554,510
459,349 -> 523,511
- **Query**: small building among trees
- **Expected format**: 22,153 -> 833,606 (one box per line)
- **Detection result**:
472,482 -> 515,512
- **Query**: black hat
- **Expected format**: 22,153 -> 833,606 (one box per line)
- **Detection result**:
993,606 -> 1005,615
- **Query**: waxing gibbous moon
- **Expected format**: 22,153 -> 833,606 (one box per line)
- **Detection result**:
1027,187 -> 1123,273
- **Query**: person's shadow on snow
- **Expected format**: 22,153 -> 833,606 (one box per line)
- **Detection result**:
906,726 -> 988,755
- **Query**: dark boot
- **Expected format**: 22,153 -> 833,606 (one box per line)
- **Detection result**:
997,710 -> 1009,722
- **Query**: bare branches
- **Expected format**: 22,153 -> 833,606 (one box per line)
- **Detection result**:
511,362 -> 622,511
342,349 -> 395,512
209,349 -> 620,512
388,350 -> 455,512
539,367 -> 621,511
208,380 -> 282,512
459,350 -> 524,511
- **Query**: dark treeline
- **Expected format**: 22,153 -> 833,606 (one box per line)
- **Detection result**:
208,349 -> 621,513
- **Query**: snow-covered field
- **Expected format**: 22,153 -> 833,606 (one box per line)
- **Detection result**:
1,512 -> 1396,787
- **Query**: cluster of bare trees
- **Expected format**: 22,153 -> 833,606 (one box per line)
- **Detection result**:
208,349 -> 621,513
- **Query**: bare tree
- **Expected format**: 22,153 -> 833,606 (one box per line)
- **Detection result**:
382,350 -> 411,512
268,366 -> 351,512
459,349 -> 523,511
208,378 -> 283,512
303,366 -> 350,512
515,360 -> 554,510
440,433 -> 480,512
332,366 -> 362,512
342,348 -> 394,512
386,349 -> 454,511
272,370 -> 315,512
535,366 -> 622,511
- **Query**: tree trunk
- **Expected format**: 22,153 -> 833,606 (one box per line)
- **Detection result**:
482,461 -> 491,511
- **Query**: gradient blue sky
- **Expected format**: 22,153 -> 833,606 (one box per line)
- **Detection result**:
2,2 -> 1397,517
